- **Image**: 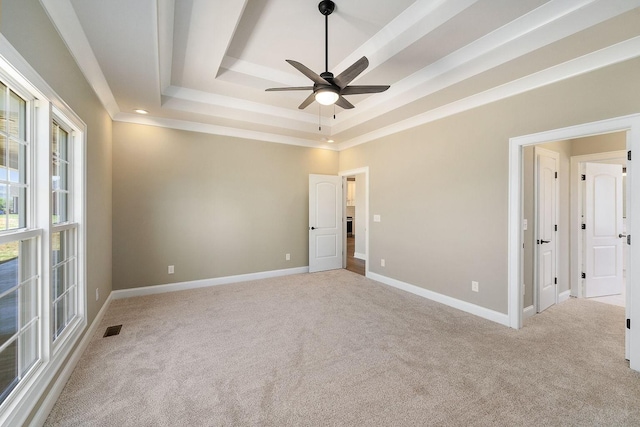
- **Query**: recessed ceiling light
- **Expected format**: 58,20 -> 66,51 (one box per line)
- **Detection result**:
327,139 -> 335,143
134,109 -> 148,114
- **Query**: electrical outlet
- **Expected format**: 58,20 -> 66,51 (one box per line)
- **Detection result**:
373,214 -> 381,222
381,258 -> 385,267
472,281 -> 479,292
168,265 -> 175,274
95,288 -> 99,301
285,253 -> 290,261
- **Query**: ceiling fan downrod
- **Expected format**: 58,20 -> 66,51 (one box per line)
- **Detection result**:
318,0 -> 335,74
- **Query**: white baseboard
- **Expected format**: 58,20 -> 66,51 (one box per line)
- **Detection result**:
112,266 -> 310,300
30,293 -> 114,427
523,305 -> 536,319
367,272 -> 510,327
559,290 -> 571,303
353,252 -> 367,261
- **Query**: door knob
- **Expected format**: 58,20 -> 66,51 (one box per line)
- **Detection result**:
539,239 -> 550,244
310,226 -> 317,230
619,233 -> 627,238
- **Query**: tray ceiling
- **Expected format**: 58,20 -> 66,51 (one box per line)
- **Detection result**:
41,0 -> 640,150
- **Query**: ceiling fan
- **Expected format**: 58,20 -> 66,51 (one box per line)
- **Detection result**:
265,0 -> 390,110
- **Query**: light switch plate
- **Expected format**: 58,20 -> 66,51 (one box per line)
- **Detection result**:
373,214 -> 381,222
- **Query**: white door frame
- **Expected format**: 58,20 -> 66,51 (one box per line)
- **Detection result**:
508,113 -> 640,372
339,167 -> 369,277
570,150 -> 627,298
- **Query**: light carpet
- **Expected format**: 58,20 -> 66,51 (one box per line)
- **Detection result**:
44,269 -> 640,426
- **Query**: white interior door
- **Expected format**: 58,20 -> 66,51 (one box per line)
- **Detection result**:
536,148 -> 558,313
584,162 -> 624,298
309,174 -> 343,273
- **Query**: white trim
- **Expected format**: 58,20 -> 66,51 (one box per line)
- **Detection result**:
523,305 -> 536,320
338,36 -> 640,150
163,86 -> 318,125
353,252 -> 367,261
28,293 -> 113,427
367,272 -> 510,327
111,267 -> 309,300
558,290 -> 571,303
114,113 -> 338,151
39,0 -> 119,118
508,113 -> 640,372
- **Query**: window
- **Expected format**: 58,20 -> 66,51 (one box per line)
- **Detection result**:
0,83 -> 38,406
0,238 -> 39,404
52,122 -> 69,224
0,83 -> 27,231
0,47 -> 85,424
51,121 -> 77,340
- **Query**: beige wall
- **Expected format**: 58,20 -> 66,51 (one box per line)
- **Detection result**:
112,122 -> 338,289
339,58 -> 640,314
1,0 -> 113,324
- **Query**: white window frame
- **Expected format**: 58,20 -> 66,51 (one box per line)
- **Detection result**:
50,110 -> 83,350
0,35 -> 87,427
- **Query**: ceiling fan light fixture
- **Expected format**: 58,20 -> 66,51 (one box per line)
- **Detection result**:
315,88 -> 339,105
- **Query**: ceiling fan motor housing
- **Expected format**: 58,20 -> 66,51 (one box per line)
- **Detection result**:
320,72 -> 335,84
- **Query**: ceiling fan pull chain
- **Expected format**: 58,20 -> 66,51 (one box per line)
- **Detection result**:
318,104 -> 322,131
333,104 -> 336,119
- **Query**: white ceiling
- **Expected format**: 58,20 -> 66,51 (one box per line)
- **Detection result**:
41,0 -> 640,150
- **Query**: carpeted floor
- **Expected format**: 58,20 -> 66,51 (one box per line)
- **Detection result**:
44,269 -> 640,426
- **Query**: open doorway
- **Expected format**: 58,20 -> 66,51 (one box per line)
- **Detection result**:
345,177 -> 365,275
339,167 -> 369,277
521,133 -> 627,319
508,114 -> 640,371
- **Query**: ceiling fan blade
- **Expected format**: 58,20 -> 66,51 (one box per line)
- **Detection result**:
335,96 -> 355,110
265,86 -> 313,92
286,60 -> 328,85
341,85 -> 390,95
333,56 -> 369,89
298,93 -> 316,109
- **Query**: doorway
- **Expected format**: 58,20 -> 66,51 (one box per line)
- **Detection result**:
508,114 -> 640,371
340,167 -> 369,277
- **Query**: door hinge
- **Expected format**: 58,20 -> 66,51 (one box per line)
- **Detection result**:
555,171 -> 558,179
627,319 -> 631,330
555,224 -> 558,232
581,174 -> 586,181
581,272 -> 586,279
628,150 -> 632,161
581,224 -> 586,230
554,277 -> 557,285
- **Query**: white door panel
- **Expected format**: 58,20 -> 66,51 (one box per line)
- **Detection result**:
309,174 -> 342,273
584,162 -> 623,298
536,148 -> 558,313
